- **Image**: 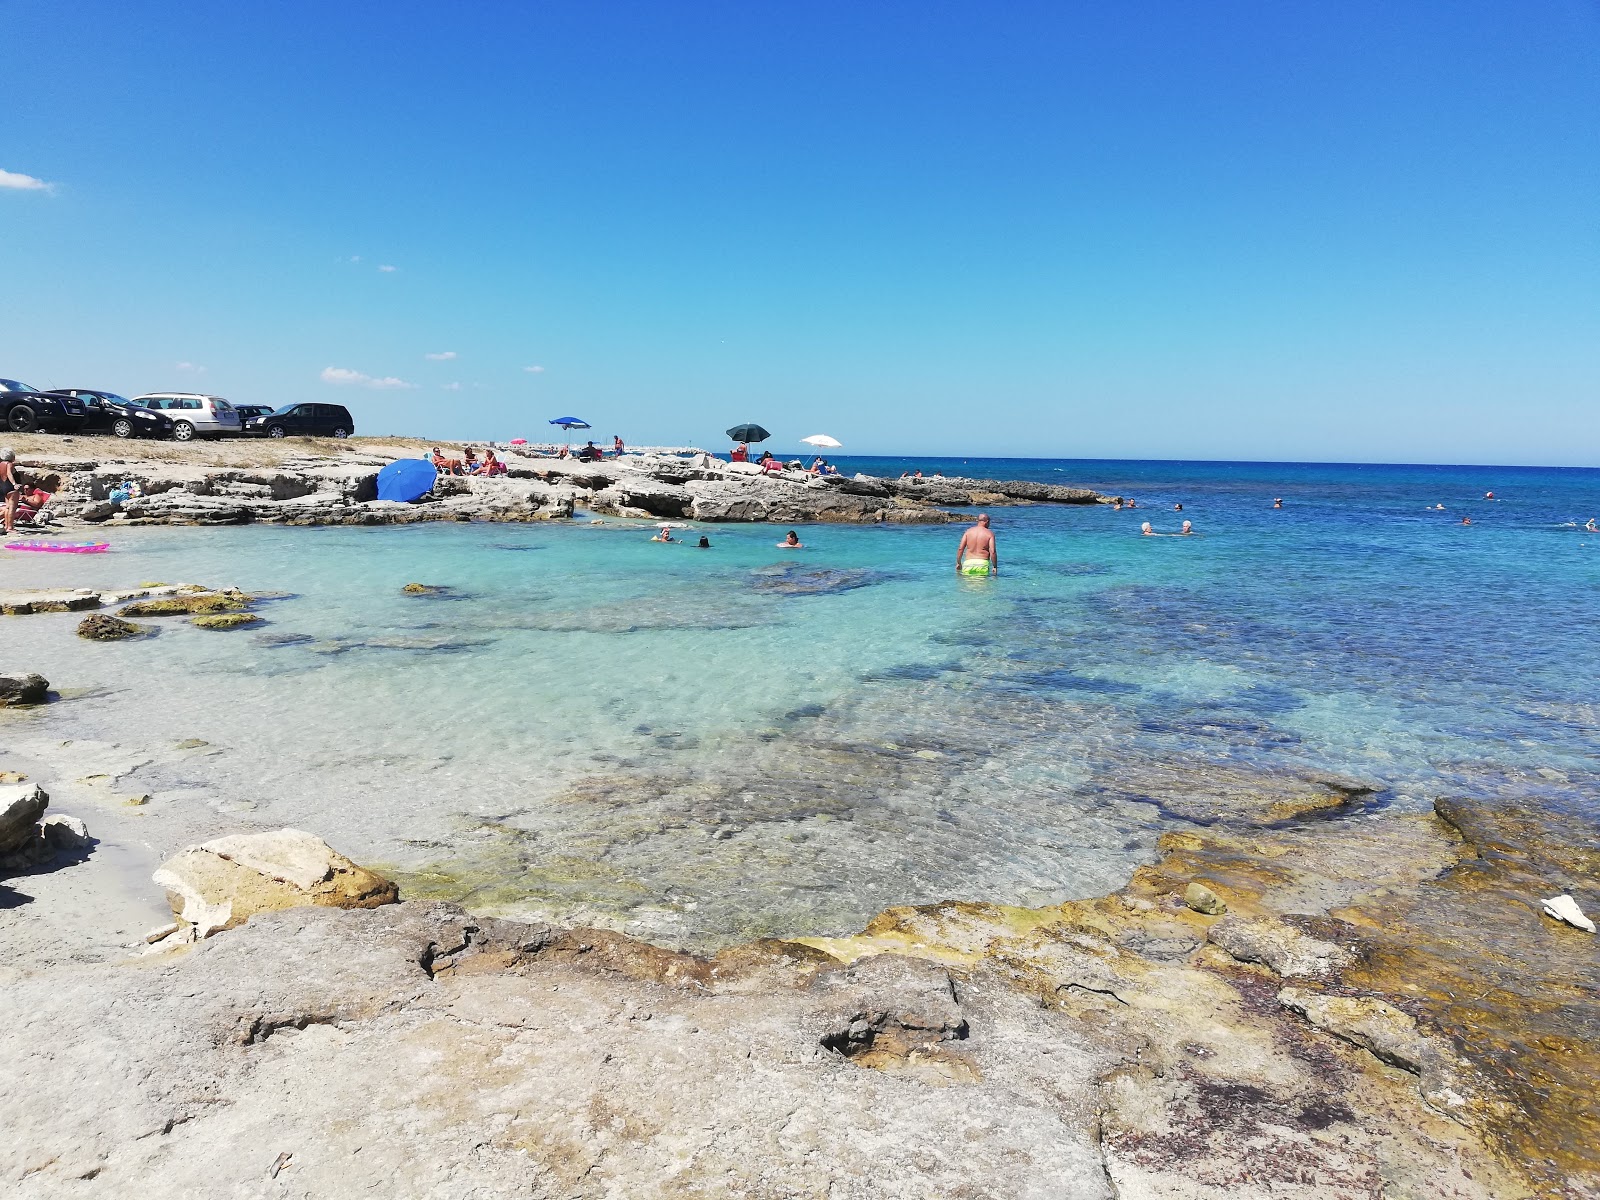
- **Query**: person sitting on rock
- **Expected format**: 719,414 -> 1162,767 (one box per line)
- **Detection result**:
462,448 -> 480,474
430,447 -> 464,475
474,449 -> 506,477
809,457 -> 825,475
760,457 -> 785,475
577,441 -> 602,462
730,443 -> 750,463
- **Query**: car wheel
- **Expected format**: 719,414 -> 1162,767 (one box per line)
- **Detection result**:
267,425 -> 287,439
173,421 -> 196,441
333,427 -> 349,439
7,405 -> 37,433
112,417 -> 135,438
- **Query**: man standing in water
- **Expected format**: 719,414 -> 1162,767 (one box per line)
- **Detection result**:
956,513 -> 998,576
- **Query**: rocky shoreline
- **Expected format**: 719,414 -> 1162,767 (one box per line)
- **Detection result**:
1,704 -> 1595,1196
7,437 -> 1116,528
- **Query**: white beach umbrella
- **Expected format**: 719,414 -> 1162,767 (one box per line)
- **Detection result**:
801,434 -> 843,449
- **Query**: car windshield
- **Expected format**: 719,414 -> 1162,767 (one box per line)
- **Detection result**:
0,379 -> 38,393
97,393 -> 131,404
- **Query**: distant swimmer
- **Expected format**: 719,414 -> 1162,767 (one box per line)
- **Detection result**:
1587,519 -> 1597,532
696,535 -> 712,548
1484,491 -> 1496,500
1461,517 -> 1472,526
652,524 -> 676,543
1273,497 -> 1283,509
1180,520 -> 1194,535
1125,499 -> 1138,509
777,530 -> 804,549
1173,503 -> 1183,512
956,513 -> 998,576
1141,521 -> 1155,536
1112,499 -> 1123,510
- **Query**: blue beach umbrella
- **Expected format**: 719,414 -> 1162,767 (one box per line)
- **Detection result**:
550,416 -> 591,430
376,458 -> 437,503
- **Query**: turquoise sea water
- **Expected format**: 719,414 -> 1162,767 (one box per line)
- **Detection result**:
5,457 -> 1598,947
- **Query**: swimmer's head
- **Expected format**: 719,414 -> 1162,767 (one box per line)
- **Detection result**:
976,513 -> 990,527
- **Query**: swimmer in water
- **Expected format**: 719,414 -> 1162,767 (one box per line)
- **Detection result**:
1273,498 -> 1283,509
955,513 -> 998,576
1141,521 -> 1155,536
696,535 -> 711,548
1173,502 -> 1183,512
778,530 -> 803,549
1461,517 -> 1472,526
652,524 -> 676,543
1586,519 -> 1597,532
1485,491 -> 1496,500
1180,520 -> 1193,535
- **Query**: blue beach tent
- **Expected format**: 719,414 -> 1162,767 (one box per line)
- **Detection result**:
376,458 -> 437,503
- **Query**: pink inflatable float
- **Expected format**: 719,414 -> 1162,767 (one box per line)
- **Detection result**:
4,541 -> 111,554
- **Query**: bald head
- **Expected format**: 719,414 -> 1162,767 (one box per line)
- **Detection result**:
976,513 -> 990,527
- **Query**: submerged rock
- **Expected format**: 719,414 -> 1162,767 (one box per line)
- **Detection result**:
76,613 -> 151,640
152,829 -> 400,939
119,590 -> 253,617
190,613 -> 263,631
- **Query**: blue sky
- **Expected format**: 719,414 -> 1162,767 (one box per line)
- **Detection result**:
2,1 -> 1596,463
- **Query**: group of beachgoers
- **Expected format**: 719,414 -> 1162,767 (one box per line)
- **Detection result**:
430,446 -> 508,477
724,443 -> 842,477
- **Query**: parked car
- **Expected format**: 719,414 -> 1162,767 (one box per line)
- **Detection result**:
1,378 -> 86,433
233,404 -> 275,424
130,393 -> 242,441
246,403 -> 355,439
45,389 -> 176,439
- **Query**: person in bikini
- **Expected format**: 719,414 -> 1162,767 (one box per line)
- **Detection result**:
955,513 -> 998,576
0,448 -> 19,535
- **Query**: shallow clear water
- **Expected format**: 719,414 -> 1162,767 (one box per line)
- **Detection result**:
5,457 -> 1598,947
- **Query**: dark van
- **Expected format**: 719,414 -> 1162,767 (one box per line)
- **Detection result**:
247,403 -> 355,439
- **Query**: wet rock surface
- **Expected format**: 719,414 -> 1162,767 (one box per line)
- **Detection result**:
4,798 -> 1590,1197
75,613 -> 151,640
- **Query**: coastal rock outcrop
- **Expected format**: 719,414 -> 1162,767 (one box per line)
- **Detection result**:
0,783 -> 91,871
151,829 -> 400,940
22,444 -> 1114,529
0,783 -> 49,855
0,672 -> 49,706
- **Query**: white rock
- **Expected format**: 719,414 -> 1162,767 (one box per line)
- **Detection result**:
40,813 -> 91,851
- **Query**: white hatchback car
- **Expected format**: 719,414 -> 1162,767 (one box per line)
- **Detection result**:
131,393 -> 243,441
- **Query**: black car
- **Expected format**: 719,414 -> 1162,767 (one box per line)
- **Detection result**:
1,378 -> 85,433
46,389 -> 176,439
246,403 -> 355,439
234,404 -> 275,424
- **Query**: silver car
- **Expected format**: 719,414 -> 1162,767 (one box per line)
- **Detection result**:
131,393 -> 243,441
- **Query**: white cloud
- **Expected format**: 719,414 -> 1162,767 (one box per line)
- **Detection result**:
320,366 -> 417,390
523,365 -> 545,374
0,169 -> 51,191
425,351 -> 457,361
377,264 -> 397,273
175,361 -> 205,373
441,382 -> 462,391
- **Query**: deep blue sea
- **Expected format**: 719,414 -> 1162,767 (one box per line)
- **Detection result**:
6,457 -> 1598,946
